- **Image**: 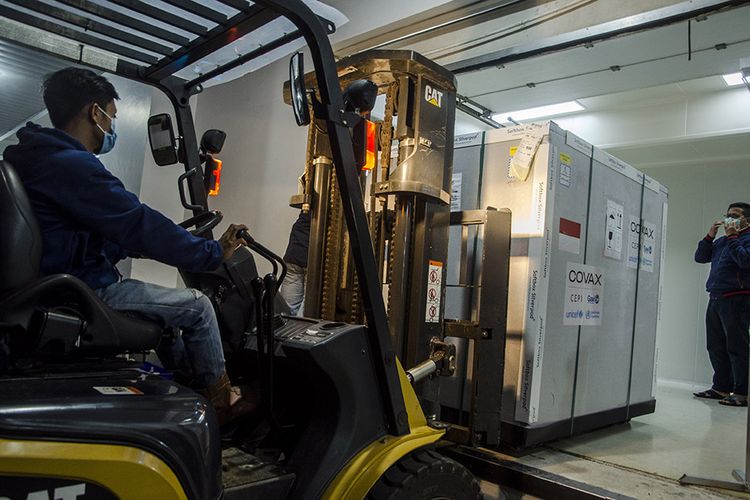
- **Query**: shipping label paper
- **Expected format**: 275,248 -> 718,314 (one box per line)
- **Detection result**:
564,263 -> 604,326
425,260 -> 443,323
604,200 -> 624,260
450,172 -> 462,212
509,123 -> 545,181
506,147 -> 518,182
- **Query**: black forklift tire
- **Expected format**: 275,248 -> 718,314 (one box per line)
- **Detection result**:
367,448 -> 483,500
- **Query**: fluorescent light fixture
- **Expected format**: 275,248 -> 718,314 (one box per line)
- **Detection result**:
722,73 -> 745,86
492,101 -> 584,123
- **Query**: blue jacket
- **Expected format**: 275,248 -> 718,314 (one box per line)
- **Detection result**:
694,227 -> 750,295
282,211 -> 310,267
3,123 -> 223,290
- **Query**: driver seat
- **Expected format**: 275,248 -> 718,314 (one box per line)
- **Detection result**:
0,160 -> 162,360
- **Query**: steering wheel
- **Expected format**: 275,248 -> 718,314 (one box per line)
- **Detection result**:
179,210 -> 223,236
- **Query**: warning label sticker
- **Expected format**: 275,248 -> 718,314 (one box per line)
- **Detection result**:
93,386 -> 143,395
425,260 -> 443,323
604,199 -> 624,260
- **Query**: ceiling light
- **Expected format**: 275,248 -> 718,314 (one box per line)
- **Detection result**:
722,73 -> 745,86
492,101 -> 584,123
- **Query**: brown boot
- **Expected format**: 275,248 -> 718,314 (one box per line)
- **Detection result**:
197,372 -> 257,426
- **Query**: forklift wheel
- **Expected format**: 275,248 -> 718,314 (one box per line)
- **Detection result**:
367,448 -> 482,500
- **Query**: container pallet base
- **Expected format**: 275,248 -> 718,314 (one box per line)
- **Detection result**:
500,399 -> 656,450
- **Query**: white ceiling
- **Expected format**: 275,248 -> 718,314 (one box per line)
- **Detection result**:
431,2 -> 750,166
449,3 -> 750,114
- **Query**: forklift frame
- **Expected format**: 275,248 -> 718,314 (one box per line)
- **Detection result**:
0,0 -> 409,436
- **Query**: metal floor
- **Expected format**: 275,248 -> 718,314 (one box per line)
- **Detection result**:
480,383 -> 749,499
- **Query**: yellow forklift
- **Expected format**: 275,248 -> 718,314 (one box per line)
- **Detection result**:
0,1 -> 482,498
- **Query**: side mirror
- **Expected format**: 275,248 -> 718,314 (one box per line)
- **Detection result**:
289,52 -> 310,126
147,113 -> 178,166
200,129 -> 226,155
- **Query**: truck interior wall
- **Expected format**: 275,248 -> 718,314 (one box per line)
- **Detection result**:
128,88 -> 198,289
192,56 -> 308,262
641,160 -> 750,388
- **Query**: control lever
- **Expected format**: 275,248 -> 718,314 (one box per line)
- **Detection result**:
237,229 -> 287,292
243,230 -> 284,431
250,278 -> 270,418
262,273 -> 277,424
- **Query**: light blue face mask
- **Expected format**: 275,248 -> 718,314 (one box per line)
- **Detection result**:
94,104 -> 117,155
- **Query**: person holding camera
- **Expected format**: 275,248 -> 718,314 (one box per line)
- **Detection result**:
693,202 -> 750,407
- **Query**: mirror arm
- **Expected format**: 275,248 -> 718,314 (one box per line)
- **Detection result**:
177,136 -> 185,165
311,98 -> 362,129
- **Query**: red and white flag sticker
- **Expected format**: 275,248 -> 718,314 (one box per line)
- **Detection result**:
559,217 -> 581,255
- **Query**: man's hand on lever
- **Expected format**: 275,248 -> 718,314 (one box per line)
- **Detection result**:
220,223 -> 249,261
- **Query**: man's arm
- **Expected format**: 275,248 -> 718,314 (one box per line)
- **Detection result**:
60,156 -> 223,272
695,221 -> 721,263
726,234 -> 750,268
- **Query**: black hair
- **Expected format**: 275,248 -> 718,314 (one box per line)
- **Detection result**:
729,202 -> 750,218
43,67 -> 119,129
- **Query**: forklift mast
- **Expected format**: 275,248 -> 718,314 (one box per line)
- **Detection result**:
289,50 -> 458,415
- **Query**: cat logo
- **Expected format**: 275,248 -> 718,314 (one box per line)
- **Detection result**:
424,85 -> 443,108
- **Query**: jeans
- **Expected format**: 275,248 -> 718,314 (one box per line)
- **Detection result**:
706,294 -> 750,396
96,279 -> 225,389
280,263 -> 306,316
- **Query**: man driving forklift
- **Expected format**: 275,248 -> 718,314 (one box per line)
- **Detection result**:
2,67 -> 252,425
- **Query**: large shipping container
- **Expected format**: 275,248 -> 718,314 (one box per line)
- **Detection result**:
444,121 -> 668,447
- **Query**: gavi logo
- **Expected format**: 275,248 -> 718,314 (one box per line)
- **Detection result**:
425,85 -> 443,108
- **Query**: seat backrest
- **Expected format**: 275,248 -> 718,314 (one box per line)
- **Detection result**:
0,160 -> 42,295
